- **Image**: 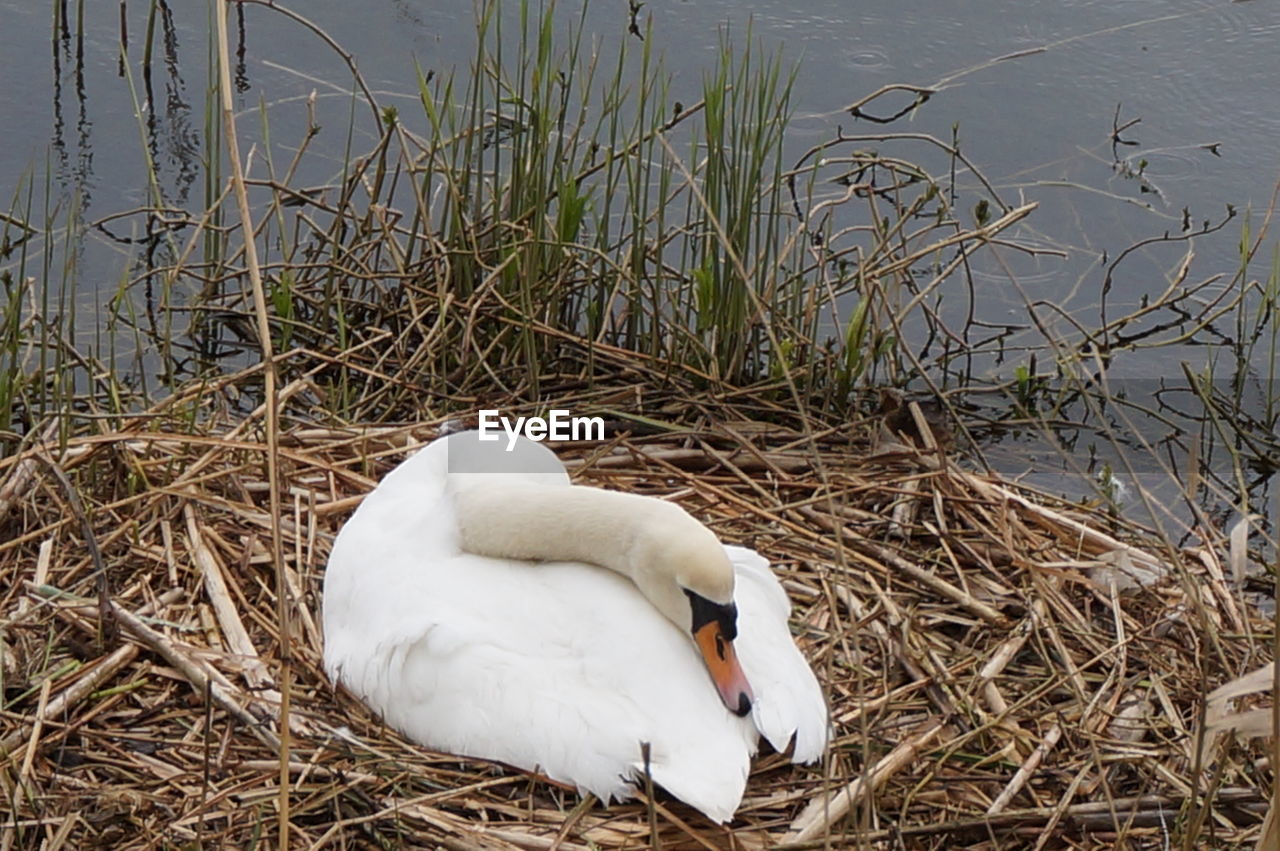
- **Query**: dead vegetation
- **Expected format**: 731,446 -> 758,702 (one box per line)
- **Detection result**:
2,4 -> 1276,847
0,374 -> 1272,849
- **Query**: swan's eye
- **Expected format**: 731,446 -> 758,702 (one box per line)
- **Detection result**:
683,589 -> 739,640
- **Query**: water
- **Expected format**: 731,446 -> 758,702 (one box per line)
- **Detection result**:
2,0 -> 1277,536
8,2 -> 1277,244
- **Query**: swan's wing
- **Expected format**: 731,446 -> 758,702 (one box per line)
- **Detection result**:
323,437 -> 455,698
325,428 -> 572,697
325,428 -> 570,680
334,553 -> 757,823
728,545 -> 829,764
386,557 -> 757,822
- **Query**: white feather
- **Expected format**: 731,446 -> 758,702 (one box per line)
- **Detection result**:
323,431 -> 827,823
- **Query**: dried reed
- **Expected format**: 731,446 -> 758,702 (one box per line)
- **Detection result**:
0,382 -> 1271,848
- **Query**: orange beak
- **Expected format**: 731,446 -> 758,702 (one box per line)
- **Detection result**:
693,621 -> 754,716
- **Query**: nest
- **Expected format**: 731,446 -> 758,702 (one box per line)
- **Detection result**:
0,396 -> 1270,848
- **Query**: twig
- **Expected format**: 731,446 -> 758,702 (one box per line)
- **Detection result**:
213,1 -> 292,841
787,719 -> 947,842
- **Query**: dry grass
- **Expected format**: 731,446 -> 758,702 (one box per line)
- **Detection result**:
3,2 -> 1276,847
0,375 -> 1271,849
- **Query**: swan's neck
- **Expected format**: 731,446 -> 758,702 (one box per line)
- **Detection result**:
452,481 -> 672,580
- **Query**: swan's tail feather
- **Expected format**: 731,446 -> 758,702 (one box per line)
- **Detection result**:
633,755 -> 749,824
727,545 -> 831,765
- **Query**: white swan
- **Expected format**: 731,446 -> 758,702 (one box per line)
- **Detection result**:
322,430 -> 827,823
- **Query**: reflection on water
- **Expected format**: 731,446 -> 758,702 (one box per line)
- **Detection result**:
139,1 -> 202,208
969,375 -> 1278,543
50,0 -> 93,209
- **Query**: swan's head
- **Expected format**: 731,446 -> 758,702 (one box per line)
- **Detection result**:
630,510 -> 755,717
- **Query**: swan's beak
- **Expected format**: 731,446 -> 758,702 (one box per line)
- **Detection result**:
693,621 -> 754,717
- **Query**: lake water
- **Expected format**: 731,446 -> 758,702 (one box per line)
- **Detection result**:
2,0 -> 1277,535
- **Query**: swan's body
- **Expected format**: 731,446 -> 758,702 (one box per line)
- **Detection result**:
323,430 -> 827,823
